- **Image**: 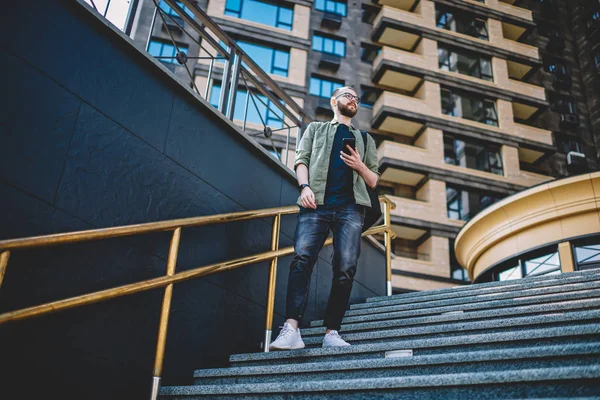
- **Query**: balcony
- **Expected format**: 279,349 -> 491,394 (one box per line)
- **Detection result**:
372,91 -> 427,137
512,122 -> 554,147
372,6 -> 429,51
372,46 -> 425,92
377,139 -> 553,188
318,53 -> 342,70
321,12 -> 342,29
496,1 -> 533,21
373,0 -> 418,11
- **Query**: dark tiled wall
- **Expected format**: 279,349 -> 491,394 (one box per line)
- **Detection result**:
0,2 -> 385,399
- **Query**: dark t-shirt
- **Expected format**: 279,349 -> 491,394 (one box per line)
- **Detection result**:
319,124 -> 355,209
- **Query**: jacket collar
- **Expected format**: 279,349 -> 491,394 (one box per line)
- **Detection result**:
330,118 -> 358,131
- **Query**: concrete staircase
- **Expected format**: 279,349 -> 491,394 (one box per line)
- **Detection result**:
159,269 -> 600,399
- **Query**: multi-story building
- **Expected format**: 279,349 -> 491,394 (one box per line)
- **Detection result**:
126,0 -> 599,293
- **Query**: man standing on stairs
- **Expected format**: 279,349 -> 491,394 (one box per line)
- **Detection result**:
270,86 -> 380,350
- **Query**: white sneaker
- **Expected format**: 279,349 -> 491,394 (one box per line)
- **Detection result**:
269,322 -> 305,351
322,330 -> 351,347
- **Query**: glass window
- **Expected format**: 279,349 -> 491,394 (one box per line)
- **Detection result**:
148,39 -> 188,64
496,249 -> 561,281
436,7 -> 488,40
573,237 -> 600,271
361,86 -> 381,109
159,1 -> 195,18
441,88 -> 498,126
545,58 -> 568,75
446,185 -> 501,221
444,135 -> 503,175
438,45 -> 493,81
225,0 -> 294,31
238,40 -> 290,77
315,0 -> 347,16
313,34 -> 346,57
498,264 -> 523,281
557,137 -> 582,154
361,4 -> 379,24
360,43 -> 381,63
593,49 -> 600,70
550,93 -> 577,114
309,76 -> 344,98
210,84 -> 284,129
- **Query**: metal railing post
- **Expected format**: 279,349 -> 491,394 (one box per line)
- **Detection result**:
204,58 -> 215,100
145,5 -> 158,52
150,228 -> 182,400
0,251 -> 10,289
226,52 -> 242,121
263,214 -> 281,352
384,200 -> 393,296
218,48 -> 234,115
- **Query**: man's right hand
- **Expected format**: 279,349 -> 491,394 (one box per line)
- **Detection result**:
300,187 -> 317,209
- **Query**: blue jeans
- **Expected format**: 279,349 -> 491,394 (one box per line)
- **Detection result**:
285,203 -> 365,331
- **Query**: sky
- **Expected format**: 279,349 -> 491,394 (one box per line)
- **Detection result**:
84,0 -> 132,31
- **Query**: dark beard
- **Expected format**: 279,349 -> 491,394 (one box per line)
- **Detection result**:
338,102 -> 357,118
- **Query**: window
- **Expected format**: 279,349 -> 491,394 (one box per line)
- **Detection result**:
496,248 -> 561,281
441,88 -> 498,126
225,0 -> 293,30
361,86 -> 382,109
550,93 -> 576,114
238,40 -> 290,76
360,43 -> 381,63
315,0 -> 347,16
446,185 -> 501,221
309,76 -> 344,98
449,239 -> 470,281
159,1 -> 195,18
361,4 -> 379,24
556,136 -> 582,154
438,46 -> 493,81
587,11 -> 600,29
574,236 -> 600,270
592,48 -> 600,70
545,58 -> 568,76
312,34 -> 346,57
436,7 -> 489,40
148,39 -> 188,64
209,84 -> 284,128
444,135 -> 503,175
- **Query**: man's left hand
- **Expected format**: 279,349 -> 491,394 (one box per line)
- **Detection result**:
340,145 -> 365,172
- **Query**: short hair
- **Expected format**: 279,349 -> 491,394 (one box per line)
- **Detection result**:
331,86 -> 356,99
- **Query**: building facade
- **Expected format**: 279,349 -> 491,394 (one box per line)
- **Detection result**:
126,0 -> 599,292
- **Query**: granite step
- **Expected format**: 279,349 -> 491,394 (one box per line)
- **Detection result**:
229,324 -> 600,367
300,309 -> 600,347
192,343 -> 600,386
301,297 -> 600,337
345,281 -> 600,317
309,287 -> 600,327
352,271 -> 600,311
364,269 -> 600,305
159,365 -> 600,399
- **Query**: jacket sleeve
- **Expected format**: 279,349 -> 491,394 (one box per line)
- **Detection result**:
365,134 -> 381,186
294,122 -> 316,170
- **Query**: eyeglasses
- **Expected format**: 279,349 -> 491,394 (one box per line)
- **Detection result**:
335,93 -> 361,104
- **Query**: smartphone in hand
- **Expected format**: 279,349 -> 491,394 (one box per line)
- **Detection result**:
342,138 -> 356,155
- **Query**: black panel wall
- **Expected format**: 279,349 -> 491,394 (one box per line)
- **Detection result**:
0,2 -> 385,399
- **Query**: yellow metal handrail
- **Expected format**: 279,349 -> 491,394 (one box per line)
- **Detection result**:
0,196 -> 396,399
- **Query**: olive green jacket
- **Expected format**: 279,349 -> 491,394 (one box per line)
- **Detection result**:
294,119 -> 380,208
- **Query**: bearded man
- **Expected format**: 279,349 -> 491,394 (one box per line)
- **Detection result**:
269,86 -> 380,350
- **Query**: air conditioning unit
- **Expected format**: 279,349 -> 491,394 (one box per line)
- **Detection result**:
567,151 -> 587,173
560,113 -> 579,129
567,151 -> 585,165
